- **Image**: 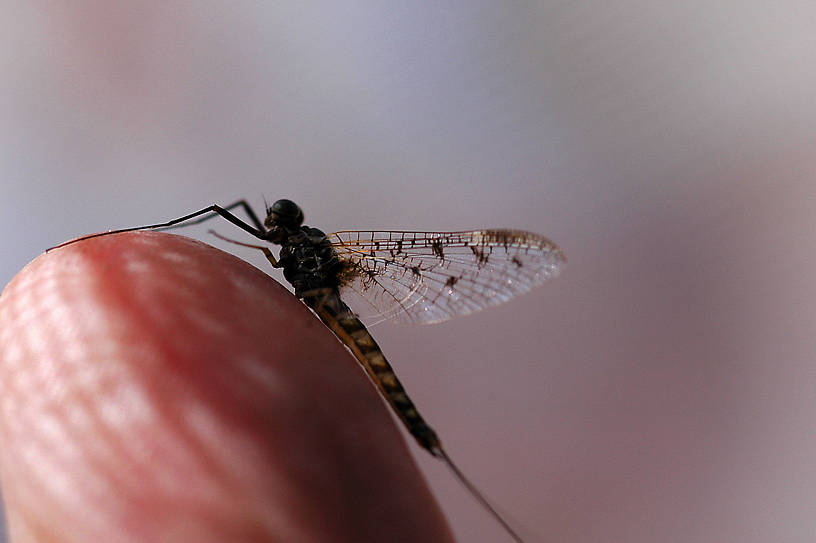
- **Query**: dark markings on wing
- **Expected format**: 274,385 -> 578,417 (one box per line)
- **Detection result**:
470,245 -> 489,265
431,239 -> 444,260
328,230 -> 566,324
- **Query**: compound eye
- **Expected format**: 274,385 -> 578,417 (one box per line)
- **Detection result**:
268,199 -> 304,226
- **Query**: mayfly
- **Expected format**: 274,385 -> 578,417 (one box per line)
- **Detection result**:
51,199 -> 566,542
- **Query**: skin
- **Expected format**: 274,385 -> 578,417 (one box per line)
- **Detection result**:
0,232 -> 454,543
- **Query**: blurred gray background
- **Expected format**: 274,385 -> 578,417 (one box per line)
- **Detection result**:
3,2 -> 816,542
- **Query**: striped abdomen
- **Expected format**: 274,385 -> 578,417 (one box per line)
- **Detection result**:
305,293 -> 442,454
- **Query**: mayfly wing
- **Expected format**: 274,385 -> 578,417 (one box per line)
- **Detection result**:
329,230 -> 566,325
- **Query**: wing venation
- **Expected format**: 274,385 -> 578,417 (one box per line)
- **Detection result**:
329,230 -> 565,324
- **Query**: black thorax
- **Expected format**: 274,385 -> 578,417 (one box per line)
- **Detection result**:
276,226 -> 344,298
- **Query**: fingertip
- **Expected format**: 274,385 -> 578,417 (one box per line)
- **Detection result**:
0,232 -> 452,542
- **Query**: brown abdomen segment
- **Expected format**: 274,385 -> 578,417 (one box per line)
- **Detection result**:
306,295 -> 442,453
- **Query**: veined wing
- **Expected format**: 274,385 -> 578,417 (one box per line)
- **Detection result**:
329,230 -> 566,325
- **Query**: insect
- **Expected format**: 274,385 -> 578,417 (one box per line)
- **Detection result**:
51,199 -> 566,542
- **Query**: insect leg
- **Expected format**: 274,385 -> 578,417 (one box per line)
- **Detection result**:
159,200 -> 264,232
208,229 -> 280,268
49,204 -> 266,251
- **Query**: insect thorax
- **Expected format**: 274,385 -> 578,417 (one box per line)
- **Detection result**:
278,226 -> 345,297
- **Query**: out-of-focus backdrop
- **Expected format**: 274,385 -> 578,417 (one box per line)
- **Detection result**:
3,3 -> 816,542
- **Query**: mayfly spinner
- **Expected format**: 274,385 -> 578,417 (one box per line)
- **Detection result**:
51,199 -> 566,542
